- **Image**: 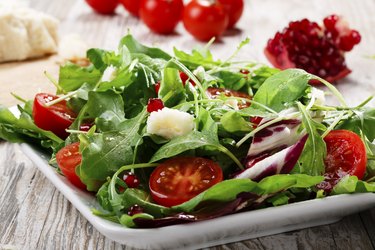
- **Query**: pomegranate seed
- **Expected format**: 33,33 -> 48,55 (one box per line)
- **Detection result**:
350,30 -> 361,44
240,69 -> 250,74
79,123 -> 92,132
250,116 -> 263,128
339,30 -> 361,51
122,172 -> 140,188
127,204 -> 144,216
179,71 -> 196,86
147,98 -> 164,113
154,81 -> 161,94
264,14 -> 360,83
323,15 -> 339,32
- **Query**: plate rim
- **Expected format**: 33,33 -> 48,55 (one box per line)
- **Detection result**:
18,142 -> 375,249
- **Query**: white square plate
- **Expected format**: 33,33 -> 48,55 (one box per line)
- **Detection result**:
20,142 -> 375,249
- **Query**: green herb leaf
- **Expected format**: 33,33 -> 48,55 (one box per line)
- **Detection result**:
77,110 -> 147,191
297,102 -> 326,176
220,111 -> 252,134
337,108 -> 375,141
119,34 -> 171,60
253,69 -> 312,112
149,131 -> 220,163
85,89 -> 126,131
58,63 -> 101,92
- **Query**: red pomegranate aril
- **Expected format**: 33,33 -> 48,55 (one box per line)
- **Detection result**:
339,30 -> 361,51
147,98 -> 164,113
79,123 -> 92,132
154,81 -> 161,94
240,69 -> 250,74
323,15 -> 339,32
122,172 -> 140,188
265,14 -> 361,83
179,72 -> 196,86
250,116 -> 263,129
127,204 -> 144,216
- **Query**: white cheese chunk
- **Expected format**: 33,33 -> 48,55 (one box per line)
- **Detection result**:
0,6 -> 59,62
147,108 -> 195,140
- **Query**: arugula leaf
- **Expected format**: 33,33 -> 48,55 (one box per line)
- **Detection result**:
149,131 -> 220,163
336,108 -> 375,141
332,175 -> 375,194
85,90 -> 126,131
87,48 -> 120,72
159,67 -> 186,107
247,66 -> 280,92
0,105 -> 63,147
77,110 -> 147,191
98,67 -> 134,90
172,179 -> 257,212
119,213 -> 154,228
197,107 -> 218,137
220,111 -> 252,134
122,188 -> 171,217
297,102 -> 326,176
213,70 -> 249,91
173,46 -> 221,69
363,137 -> 375,181
266,192 -> 292,206
253,69 -> 312,112
173,174 -> 323,213
119,34 -> 171,60
58,63 -> 101,92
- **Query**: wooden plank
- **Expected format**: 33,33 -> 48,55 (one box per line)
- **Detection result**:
360,209 -> 375,248
329,215 -> 374,250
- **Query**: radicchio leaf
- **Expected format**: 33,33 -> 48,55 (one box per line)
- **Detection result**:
247,119 -> 301,158
236,134 -> 308,181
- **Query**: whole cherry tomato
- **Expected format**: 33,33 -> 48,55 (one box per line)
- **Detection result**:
217,0 -> 244,28
120,0 -> 141,17
183,0 -> 228,41
56,142 -> 86,190
317,130 -> 367,191
140,0 -> 184,34
32,93 -> 76,139
149,156 -> 223,207
85,0 -> 119,14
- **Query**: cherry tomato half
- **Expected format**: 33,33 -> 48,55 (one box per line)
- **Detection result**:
56,142 -> 86,190
32,93 -> 76,139
120,0 -> 141,17
149,157 -> 223,207
85,0 -> 119,14
317,130 -> 367,191
206,87 -> 251,109
140,0 -> 184,34
217,0 -> 244,29
183,0 -> 228,41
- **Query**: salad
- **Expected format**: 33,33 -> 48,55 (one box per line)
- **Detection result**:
1,35 -> 375,228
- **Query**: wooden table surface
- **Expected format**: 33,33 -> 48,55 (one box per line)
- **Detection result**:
1,0 -> 375,249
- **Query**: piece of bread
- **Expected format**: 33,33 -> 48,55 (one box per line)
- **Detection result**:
0,6 -> 59,62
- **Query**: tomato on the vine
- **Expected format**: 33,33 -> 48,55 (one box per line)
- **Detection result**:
139,0 -> 184,34
217,0 -> 244,28
32,93 -> 76,139
317,130 -> 367,191
120,0 -> 141,17
183,0 -> 228,41
56,142 -> 86,190
85,0 -> 119,14
149,157 -> 223,207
